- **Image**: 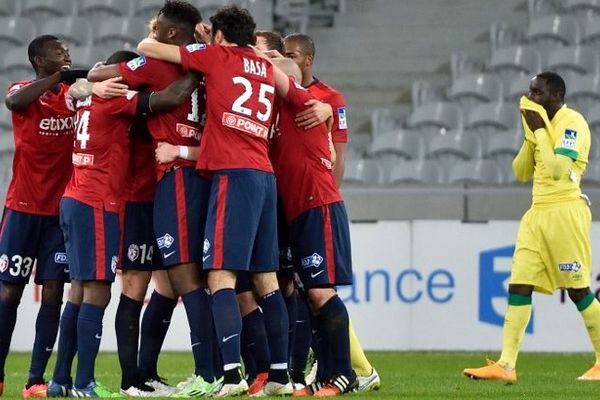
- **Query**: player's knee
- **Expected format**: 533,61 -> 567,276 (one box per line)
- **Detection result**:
307,286 -> 336,311
41,280 -> 65,306
168,263 -> 201,295
121,270 -> 151,301
237,290 -> 258,316
277,274 -> 294,297
83,281 -> 112,308
567,288 -> 591,304
252,271 -> 279,297
152,270 -> 178,299
0,281 -> 25,305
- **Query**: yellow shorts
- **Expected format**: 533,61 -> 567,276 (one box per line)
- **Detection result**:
510,198 -> 592,294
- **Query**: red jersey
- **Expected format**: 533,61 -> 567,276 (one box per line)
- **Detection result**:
179,43 -> 275,172
5,81 -> 75,216
63,92 -> 139,212
306,78 -> 348,143
124,119 -> 156,202
270,79 -> 342,222
119,56 -> 204,179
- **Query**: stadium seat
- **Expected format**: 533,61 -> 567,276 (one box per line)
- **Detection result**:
347,133 -> 371,158
411,80 -> 445,109
527,14 -> 580,60
0,0 -> 19,17
388,159 -> 444,184
425,130 -> 481,170
0,76 -> 12,102
546,45 -> 598,77
368,130 -> 422,177
580,16 -> 600,49
447,159 -> 503,185
448,73 -> 503,113
21,0 -> 77,25
564,0 -> 600,21
0,17 -> 36,55
2,46 -> 34,81
40,17 -> 93,47
528,0 -> 564,18
407,101 -> 463,135
94,18 -> 147,50
568,74 -> 600,113
589,132 -> 600,160
0,129 -> 13,153
370,107 -> 406,136
466,102 -> 520,135
343,159 -> 384,185
489,22 -> 524,53
69,46 -> 107,69
450,51 -> 484,82
483,129 -> 523,169
587,103 -> 600,131
133,0 -> 165,19
79,0 -> 131,17
274,0 -> 310,34
582,160 -> 600,184
488,45 -> 542,88
504,75 -> 534,103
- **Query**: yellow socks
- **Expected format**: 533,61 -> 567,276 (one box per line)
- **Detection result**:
498,294 -> 532,370
349,319 -> 373,376
577,292 -> 600,364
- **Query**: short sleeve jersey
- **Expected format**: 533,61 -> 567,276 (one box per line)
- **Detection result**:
306,78 -> 348,143
179,43 -> 275,172
532,105 -> 591,204
124,119 -> 156,202
63,92 -> 139,212
119,56 -> 204,179
5,81 -> 75,216
269,78 -> 342,222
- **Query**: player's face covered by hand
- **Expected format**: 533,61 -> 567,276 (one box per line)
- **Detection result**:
527,77 -> 553,112
42,40 -> 71,74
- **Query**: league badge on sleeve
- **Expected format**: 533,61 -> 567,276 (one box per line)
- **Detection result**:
337,107 -> 347,130
126,56 -> 146,71
185,43 -> 207,53
562,129 -> 577,150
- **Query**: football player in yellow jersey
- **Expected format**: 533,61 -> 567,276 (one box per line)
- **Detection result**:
463,72 -> 600,382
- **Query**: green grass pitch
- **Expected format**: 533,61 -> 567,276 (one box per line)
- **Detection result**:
3,352 -> 600,399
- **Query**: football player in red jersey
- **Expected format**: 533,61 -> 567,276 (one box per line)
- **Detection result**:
0,34 -> 88,398
88,2 -> 222,396
283,33 -> 381,393
47,50 -> 200,398
137,6 -> 294,396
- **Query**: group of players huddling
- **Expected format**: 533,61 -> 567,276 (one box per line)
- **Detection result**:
0,1 -> 381,398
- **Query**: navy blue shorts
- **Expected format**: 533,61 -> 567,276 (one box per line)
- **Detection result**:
153,167 -> 211,268
122,201 -> 163,271
60,198 -> 119,282
203,169 -> 278,273
289,201 -> 353,289
0,208 -> 69,284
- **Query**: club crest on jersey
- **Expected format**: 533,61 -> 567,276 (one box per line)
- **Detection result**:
186,43 -> 207,53
562,129 -> 577,150
54,252 -> 68,264
157,233 -> 175,249
128,244 -> 140,262
337,107 -> 347,130
559,260 -> 581,272
0,254 -> 8,273
126,56 -> 146,71
111,256 -> 118,274
301,253 -> 323,269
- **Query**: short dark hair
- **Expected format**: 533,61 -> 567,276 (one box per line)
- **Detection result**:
210,5 -> 256,47
106,50 -> 139,65
283,33 -> 315,57
255,30 -> 283,53
536,71 -> 566,99
28,34 -> 59,71
158,0 -> 202,29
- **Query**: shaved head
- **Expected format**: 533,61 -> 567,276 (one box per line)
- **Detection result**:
272,57 -> 302,82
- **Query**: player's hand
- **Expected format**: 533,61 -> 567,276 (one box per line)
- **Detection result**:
92,77 -> 128,99
521,110 -> 545,132
295,100 -> 332,130
155,142 -> 179,164
262,49 -> 284,59
195,22 -> 211,44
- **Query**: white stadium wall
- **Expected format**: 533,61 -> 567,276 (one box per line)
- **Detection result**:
9,220 -> 600,352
